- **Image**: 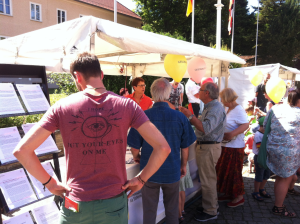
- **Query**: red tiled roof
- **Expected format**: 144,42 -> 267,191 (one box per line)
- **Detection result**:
76,0 -> 141,20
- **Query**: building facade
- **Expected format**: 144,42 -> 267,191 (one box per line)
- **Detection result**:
0,0 -> 141,40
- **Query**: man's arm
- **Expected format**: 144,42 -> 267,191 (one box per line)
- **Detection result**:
13,125 -> 71,197
122,121 -> 171,197
179,93 -> 184,105
131,147 -> 140,163
180,147 -> 189,177
179,106 -> 205,133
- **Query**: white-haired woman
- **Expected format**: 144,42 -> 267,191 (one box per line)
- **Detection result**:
216,88 -> 249,208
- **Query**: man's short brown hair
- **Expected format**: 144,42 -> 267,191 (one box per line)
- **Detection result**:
132,77 -> 145,87
70,52 -> 101,80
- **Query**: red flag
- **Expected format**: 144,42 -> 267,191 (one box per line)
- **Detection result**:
186,0 -> 193,17
228,0 -> 234,35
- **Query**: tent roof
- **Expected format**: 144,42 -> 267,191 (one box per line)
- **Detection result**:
229,63 -> 300,81
0,16 -> 245,75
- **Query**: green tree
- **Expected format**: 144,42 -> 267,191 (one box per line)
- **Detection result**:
257,0 -> 300,65
134,0 -> 256,55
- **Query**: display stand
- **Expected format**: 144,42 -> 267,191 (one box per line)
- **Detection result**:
0,64 -> 62,223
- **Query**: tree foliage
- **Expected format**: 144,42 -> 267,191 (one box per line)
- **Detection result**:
134,0 -> 256,55
257,0 -> 300,65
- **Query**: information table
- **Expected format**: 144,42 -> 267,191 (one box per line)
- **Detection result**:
126,141 -> 200,224
1,142 -> 200,224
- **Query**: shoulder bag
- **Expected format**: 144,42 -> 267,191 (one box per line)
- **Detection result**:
257,110 -> 273,169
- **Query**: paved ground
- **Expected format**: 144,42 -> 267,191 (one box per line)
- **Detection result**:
181,164 -> 300,224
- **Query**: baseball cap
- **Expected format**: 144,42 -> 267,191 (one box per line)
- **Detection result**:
259,116 -> 265,126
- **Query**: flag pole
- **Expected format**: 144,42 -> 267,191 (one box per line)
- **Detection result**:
215,0 -> 224,50
255,0 -> 260,66
191,0 -> 195,43
230,0 -> 235,53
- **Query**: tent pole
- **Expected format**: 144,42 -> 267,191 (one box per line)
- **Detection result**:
114,0 -> 117,23
218,62 -> 222,101
225,62 -> 229,88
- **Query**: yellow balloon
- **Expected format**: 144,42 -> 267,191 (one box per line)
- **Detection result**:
250,71 -> 263,86
164,54 -> 187,82
266,77 -> 286,103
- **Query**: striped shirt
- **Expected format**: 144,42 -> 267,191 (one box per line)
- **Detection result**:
195,99 -> 226,142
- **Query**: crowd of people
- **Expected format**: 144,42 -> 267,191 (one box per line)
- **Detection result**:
13,53 -> 300,224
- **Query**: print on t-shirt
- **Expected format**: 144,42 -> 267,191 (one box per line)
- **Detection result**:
69,107 -> 122,169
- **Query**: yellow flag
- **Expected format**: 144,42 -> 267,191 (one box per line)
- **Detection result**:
186,0 -> 193,17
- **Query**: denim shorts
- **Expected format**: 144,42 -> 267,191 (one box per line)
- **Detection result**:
254,155 -> 271,182
59,192 -> 128,224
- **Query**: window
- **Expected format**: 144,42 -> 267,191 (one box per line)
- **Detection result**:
0,0 -> 11,15
0,36 -> 7,40
30,2 -> 41,21
57,9 -> 66,23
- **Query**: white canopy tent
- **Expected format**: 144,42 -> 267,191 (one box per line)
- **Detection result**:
226,64 -> 300,108
0,16 -> 245,89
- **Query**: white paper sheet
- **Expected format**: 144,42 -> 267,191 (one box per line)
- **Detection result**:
22,123 -> 58,155
0,83 -> 25,115
16,84 -> 50,112
0,127 -> 21,164
31,201 -> 60,224
3,211 -> 34,224
0,169 -> 38,211
27,161 -> 58,199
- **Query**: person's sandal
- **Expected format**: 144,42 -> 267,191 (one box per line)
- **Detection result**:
259,189 -> 271,198
288,188 -> 300,196
272,205 -> 296,218
252,192 -> 264,202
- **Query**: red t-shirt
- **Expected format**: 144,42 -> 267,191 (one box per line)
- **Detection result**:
39,91 -> 149,201
126,93 -> 153,111
245,135 -> 254,150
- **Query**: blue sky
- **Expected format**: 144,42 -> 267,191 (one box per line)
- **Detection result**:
118,0 -> 259,11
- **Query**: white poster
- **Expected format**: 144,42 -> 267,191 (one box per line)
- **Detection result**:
0,83 -> 25,115
0,126 -> 22,164
3,211 -> 34,224
16,84 -> 50,112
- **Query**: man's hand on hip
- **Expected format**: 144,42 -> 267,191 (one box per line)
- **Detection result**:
47,178 -> 72,198
122,177 -> 144,198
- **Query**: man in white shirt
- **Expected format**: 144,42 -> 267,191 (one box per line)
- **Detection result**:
185,78 -> 204,117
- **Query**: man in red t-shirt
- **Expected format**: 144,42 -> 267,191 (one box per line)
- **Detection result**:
126,77 -> 153,111
13,53 -> 171,224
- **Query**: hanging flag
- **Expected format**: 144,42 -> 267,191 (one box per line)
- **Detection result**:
186,0 -> 193,17
228,0 -> 234,35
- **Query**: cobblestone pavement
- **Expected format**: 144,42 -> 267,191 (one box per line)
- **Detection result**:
183,165 -> 300,224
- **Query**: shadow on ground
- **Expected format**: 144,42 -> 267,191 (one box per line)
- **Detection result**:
181,164 -> 300,224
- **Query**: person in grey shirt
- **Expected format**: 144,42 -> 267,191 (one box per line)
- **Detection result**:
180,82 -> 226,222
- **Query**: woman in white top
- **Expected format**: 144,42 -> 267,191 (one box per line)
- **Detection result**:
216,88 -> 249,208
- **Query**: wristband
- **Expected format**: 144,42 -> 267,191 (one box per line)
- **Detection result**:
42,176 -> 52,191
137,175 -> 145,185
